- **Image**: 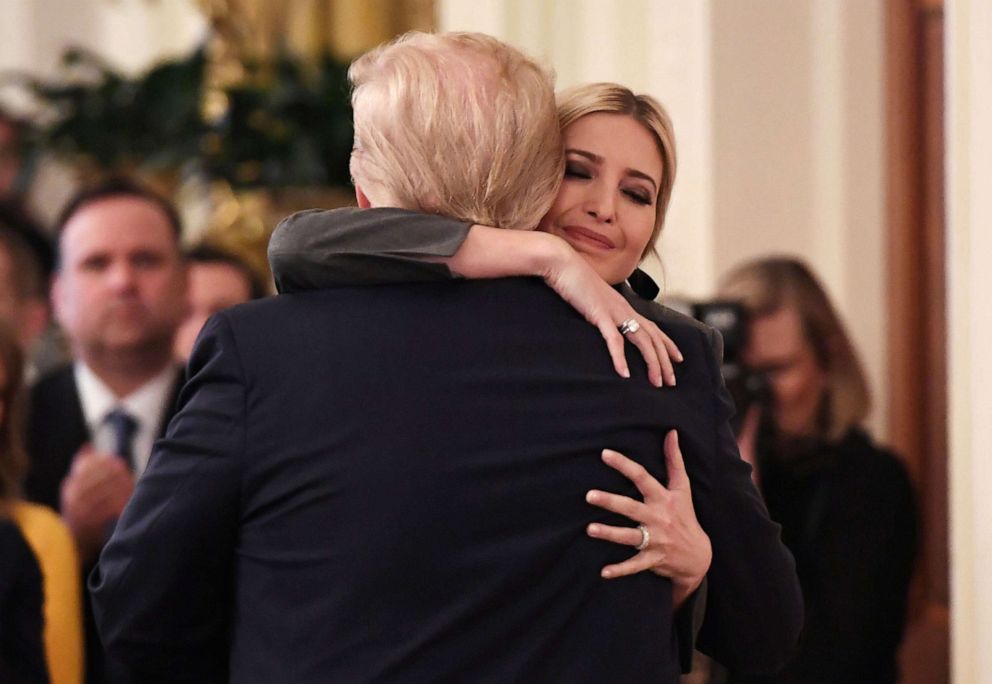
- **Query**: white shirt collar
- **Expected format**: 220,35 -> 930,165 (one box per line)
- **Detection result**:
74,361 -> 179,475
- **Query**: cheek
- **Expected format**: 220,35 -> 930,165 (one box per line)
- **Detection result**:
772,364 -> 823,404
624,213 -> 656,257
539,184 -> 580,231
144,270 -> 185,303
770,372 -> 803,402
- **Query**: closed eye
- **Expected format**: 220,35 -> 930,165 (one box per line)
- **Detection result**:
564,162 -> 592,180
623,188 -> 653,206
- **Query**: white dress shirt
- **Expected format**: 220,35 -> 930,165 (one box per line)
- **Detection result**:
74,362 -> 178,477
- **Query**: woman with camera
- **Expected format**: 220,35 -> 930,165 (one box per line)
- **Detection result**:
715,257 -> 917,684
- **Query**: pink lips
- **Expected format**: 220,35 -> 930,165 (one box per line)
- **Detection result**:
561,225 -> 615,250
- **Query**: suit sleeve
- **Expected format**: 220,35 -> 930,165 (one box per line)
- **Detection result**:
89,314 -> 246,681
690,326 -> 804,673
268,207 -> 473,293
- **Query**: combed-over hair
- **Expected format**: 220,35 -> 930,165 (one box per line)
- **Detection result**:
349,31 -> 563,230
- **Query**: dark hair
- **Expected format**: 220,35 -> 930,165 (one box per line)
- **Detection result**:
0,320 -> 27,507
184,244 -> 268,300
0,201 -> 51,301
54,177 -> 182,268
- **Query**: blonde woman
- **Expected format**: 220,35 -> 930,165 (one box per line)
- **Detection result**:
270,82 -> 802,675
717,257 -> 917,684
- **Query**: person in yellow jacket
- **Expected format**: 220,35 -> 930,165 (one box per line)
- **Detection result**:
1,320 -> 82,684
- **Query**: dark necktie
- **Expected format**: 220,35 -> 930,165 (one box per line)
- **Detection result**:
104,408 -> 138,471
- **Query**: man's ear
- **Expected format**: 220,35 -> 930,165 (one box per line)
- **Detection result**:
355,184 -> 372,209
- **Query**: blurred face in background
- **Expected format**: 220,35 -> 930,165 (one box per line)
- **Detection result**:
53,196 -> 187,363
743,304 -> 828,438
538,113 -> 663,285
0,245 -> 43,350
0,117 -> 20,195
0,351 -> 7,426
173,260 -> 253,362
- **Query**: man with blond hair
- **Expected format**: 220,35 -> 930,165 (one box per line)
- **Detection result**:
92,32 -> 696,682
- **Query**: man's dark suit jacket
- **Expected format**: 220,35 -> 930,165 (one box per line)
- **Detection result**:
24,365 -> 183,684
91,279 -> 801,683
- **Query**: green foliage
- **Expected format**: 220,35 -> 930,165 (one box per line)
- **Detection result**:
204,53 -> 353,188
6,45 -> 354,189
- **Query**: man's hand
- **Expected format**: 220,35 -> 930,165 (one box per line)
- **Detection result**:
60,445 -> 135,564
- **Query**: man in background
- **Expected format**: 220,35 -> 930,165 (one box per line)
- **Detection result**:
173,244 -> 266,362
0,108 -> 28,201
25,178 -> 188,684
0,204 -> 50,368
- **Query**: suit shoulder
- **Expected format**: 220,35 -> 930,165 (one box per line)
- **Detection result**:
28,364 -> 76,412
31,364 -> 75,395
841,429 -> 914,484
628,295 -> 717,351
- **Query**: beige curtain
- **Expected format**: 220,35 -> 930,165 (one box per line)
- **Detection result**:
200,0 -> 434,64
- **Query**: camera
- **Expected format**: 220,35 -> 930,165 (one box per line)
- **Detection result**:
627,270 -> 770,432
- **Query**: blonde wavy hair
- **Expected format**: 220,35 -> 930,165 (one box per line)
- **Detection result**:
718,256 -> 871,442
349,31 -> 563,230
556,83 -> 678,258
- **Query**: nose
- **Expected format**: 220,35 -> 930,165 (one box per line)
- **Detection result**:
583,182 -> 615,224
106,261 -> 138,292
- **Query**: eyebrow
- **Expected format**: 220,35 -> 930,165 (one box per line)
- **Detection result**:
566,148 -> 659,194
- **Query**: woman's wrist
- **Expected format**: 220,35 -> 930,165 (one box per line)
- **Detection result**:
448,226 -> 572,280
529,231 -> 579,282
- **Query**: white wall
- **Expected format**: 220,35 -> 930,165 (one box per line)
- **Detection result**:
0,0 -> 205,79
710,0 -> 887,434
439,0 -> 889,436
946,0 -> 992,680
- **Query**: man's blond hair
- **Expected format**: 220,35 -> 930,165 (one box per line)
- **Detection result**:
349,32 -> 563,230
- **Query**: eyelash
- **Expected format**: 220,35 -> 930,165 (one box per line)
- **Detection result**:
564,164 -> 591,180
624,190 -> 652,206
565,163 -> 653,207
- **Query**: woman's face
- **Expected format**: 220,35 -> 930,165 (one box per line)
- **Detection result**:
539,112 -> 663,285
0,356 -> 6,427
743,305 -> 828,438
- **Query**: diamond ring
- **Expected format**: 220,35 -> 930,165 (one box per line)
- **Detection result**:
618,319 -> 640,336
636,524 -> 650,550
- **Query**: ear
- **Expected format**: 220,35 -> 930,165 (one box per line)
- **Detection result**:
355,184 -> 372,209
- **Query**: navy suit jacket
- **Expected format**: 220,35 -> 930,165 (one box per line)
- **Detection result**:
24,364 -> 182,684
91,278 -> 800,682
